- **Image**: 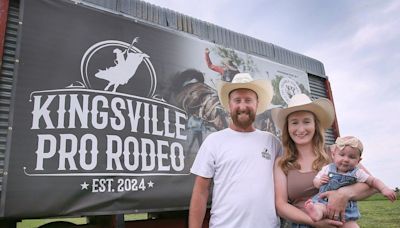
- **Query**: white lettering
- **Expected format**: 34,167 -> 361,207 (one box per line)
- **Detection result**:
110,97 -> 126,130
56,94 -> 66,128
68,94 -> 89,128
78,134 -> 99,170
156,140 -> 170,171
35,134 -> 57,170
91,95 -> 108,129
30,93 -> 187,139
58,134 -> 78,170
175,111 -> 187,140
31,95 -> 56,129
126,100 -> 141,132
170,142 -> 184,171
123,136 -> 140,171
141,138 -> 155,171
106,135 -> 123,170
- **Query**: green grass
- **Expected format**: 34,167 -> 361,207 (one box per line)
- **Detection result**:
17,214 -> 147,228
124,213 -> 148,221
358,193 -> 400,228
17,217 -> 87,228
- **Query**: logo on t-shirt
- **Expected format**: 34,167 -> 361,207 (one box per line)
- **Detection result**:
261,148 -> 271,160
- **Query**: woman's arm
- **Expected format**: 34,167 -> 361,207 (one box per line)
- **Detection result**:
274,158 -> 341,226
274,164 -> 310,224
274,159 -> 306,222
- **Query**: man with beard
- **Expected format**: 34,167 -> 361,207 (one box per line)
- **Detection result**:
189,73 -> 283,228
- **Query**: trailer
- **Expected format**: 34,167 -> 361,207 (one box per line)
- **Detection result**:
0,0 -> 339,227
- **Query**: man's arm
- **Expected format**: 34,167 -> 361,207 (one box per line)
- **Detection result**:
189,176 -> 212,228
204,48 -> 224,74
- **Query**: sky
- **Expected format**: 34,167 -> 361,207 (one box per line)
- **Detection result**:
142,0 -> 400,189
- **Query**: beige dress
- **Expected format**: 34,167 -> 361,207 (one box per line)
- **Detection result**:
287,170 -> 319,212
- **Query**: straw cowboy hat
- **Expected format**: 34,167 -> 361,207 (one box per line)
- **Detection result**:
217,73 -> 273,115
271,93 -> 335,130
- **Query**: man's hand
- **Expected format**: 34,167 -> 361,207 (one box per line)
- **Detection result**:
318,190 -> 348,222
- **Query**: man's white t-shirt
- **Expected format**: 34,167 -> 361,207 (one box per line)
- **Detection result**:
191,128 -> 282,228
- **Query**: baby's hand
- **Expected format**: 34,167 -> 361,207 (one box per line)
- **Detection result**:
320,174 -> 330,184
381,188 -> 397,202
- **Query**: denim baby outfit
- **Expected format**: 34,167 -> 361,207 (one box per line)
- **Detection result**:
290,223 -> 313,228
311,163 -> 360,221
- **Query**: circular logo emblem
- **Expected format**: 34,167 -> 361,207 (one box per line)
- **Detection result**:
279,78 -> 301,105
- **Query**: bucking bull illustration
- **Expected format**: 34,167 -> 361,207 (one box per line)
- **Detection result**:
169,69 -> 275,133
170,69 -> 229,131
95,37 -> 149,92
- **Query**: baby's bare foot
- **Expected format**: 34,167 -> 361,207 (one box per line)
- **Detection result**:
304,199 -> 323,222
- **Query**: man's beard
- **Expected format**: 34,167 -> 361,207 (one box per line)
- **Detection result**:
230,109 -> 256,129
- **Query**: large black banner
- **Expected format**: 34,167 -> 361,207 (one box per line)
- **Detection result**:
1,0 -> 310,218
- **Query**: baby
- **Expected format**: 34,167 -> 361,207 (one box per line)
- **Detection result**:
304,136 -> 397,228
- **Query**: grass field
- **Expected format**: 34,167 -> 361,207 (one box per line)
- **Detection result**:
17,217 -> 87,228
17,214 -> 147,228
17,193 -> 399,227
358,193 -> 400,228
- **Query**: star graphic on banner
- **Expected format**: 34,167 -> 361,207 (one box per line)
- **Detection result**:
147,180 -> 154,188
81,182 -> 89,190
